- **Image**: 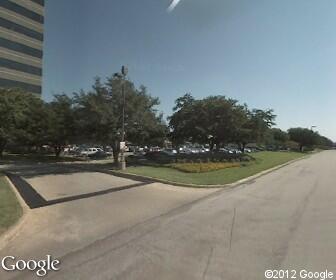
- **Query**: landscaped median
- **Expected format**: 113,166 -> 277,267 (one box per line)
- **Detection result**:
0,174 -> 22,236
124,151 -> 306,186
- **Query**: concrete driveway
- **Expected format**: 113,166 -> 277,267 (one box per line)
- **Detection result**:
0,163 -> 217,279
25,171 -> 142,200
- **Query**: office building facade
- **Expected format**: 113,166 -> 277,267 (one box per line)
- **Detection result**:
0,0 -> 44,95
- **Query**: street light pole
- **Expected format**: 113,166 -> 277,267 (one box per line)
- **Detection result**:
119,66 -> 128,170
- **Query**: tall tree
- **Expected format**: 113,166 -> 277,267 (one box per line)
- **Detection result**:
169,93 -> 196,147
264,128 -> 289,149
0,88 -> 17,156
0,88 -> 48,155
316,135 -> 334,149
169,94 -> 249,150
47,94 -> 76,157
170,94 -> 277,151
248,109 -> 276,144
74,76 -> 166,164
288,127 -> 318,152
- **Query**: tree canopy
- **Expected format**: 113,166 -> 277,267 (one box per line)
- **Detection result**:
0,76 -> 166,161
73,76 -> 166,162
1,85 -> 334,160
169,94 -> 276,150
288,127 -> 333,151
288,128 -> 318,151
0,88 -> 48,155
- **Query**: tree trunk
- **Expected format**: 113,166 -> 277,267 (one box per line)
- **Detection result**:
209,137 -> 215,151
112,141 -> 120,166
242,143 -> 246,153
54,146 -> 62,158
0,139 -> 7,158
209,141 -> 214,151
215,141 -> 220,151
113,150 -> 119,165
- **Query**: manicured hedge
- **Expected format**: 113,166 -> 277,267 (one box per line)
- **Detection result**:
170,162 -> 241,173
144,151 -> 253,164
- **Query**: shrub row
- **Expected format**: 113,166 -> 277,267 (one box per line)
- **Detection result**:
145,151 -> 254,164
170,162 -> 241,173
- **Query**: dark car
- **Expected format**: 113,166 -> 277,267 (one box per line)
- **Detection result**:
88,150 -> 108,159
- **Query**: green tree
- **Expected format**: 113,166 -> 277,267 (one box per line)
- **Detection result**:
168,93 -> 196,147
0,88 -> 17,156
272,128 -> 289,144
73,76 -> 166,164
169,94 -> 249,150
264,128 -> 289,149
248,109 -> 276,144
14,93 -> 48,150
0,88 -> 48,155
316,135 -> 334,149
288,127 -> 318,152
47,94 -> 76,157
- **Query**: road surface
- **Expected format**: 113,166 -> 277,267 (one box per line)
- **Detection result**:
1,151 -> 336,279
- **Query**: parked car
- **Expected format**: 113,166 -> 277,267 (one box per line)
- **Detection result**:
219,148 -> 234,154
89,149 -> 107,159
149,146 -> 162,152
67,147 -> 81,156
80,148 -> 104,156
162,149 -> 177,156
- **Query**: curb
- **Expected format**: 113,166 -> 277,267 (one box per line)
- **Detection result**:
113,154 -> 311,189
0,176 -> 29,251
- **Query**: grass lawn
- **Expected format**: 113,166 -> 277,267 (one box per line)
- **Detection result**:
125,151 -> 306,186
0,174 -> 22,236
0,153 -> 84,163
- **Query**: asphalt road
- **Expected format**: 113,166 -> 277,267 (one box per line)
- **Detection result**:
2,151 -> 336,279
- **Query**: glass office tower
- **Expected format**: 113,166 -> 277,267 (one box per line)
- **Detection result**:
0,0 -> 44,95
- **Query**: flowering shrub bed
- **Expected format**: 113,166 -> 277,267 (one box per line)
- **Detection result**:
145,151 -> 253,164
169,162 -> 241,173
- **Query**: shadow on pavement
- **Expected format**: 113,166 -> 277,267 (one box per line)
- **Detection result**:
6,172 -> 151,209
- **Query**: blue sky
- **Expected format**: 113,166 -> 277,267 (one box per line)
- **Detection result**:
43,0 -> 336,140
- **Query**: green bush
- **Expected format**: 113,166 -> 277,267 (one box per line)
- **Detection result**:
145,151 -> 254,165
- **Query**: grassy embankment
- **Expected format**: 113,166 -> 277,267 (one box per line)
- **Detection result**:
0,174 -> 22,236
125,151 -> 305,185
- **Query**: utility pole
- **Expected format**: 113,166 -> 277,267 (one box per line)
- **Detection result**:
114,66 -> 128,170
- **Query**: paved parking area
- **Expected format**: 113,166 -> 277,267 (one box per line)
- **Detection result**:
26,172 -> 141,200
1,162 -> 218,254
6,164 -> 150,208
0,164 -> 218,273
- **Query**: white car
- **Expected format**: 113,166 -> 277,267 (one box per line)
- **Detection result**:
80,148 -> 104,156
162,149 -> 177,156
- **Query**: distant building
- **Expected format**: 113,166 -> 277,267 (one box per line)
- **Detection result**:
0,0 -> 44,96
